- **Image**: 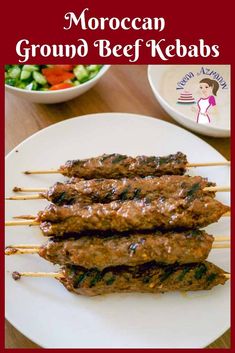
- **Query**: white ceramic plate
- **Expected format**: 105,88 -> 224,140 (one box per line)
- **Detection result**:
148,65 -> 230,137
5,113 -> 230,348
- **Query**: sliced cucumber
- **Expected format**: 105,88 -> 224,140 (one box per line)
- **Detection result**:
33,71 -> 47,85
73,65 -> 89,81
9,66 -> 21,79
73,80 -> 80,86
86,65 -> 101,72
20,70 -> 31,80
22,65 -> 40,72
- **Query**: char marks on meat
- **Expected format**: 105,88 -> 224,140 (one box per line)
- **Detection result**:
39,230 -> 213,268
38,196 -> 229,236
60,261 -> 228,296
59,152 -> 188,179
42,175 -> 215,206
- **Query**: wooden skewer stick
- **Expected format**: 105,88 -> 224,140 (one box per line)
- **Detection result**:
224,273 -> 230,279
6,244 -> 41,249
204,186 -> 230,192
187,161 -> 230,167
23,170 -> 59,175
214,236 -> 230,242
12,271 -> 63,280
13,215 -> 37,220
13,187 -> 47,192
212,243 -> 230,249
5,248 -> 39,255
5,220 -> 39,226
6,195 -> 44,200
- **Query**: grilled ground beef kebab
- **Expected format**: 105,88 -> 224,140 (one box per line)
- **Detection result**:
34,230 -> 213,269
59,261 -> 228,296
38,196 -> 229,236
59,152 -> 188,179
42,175 -> 215,206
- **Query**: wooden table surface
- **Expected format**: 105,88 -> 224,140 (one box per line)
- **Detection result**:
5,65 -> 230,348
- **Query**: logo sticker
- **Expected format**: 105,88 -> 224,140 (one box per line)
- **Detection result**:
175,67 -> 229,125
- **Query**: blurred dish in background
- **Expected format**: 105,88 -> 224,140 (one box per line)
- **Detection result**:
148,65 -> 230,137
5,65 -> 110,104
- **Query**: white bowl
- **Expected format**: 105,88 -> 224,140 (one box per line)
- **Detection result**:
148,65 -> 230,137
5,65 -> 110,104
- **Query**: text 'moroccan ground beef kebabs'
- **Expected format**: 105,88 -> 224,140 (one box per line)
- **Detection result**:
59,261 -> 228,296
42,175 -> 215,205
59,152 -> 188,179
36,230 -> 213,269
38,196 -> 229,236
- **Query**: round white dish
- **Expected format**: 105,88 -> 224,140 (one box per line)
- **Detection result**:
148,65 -> 230,137
5,113 -> 230,348
5,65 -> 110,104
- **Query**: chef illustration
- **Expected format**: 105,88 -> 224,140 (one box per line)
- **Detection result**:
193,78 -> 219,124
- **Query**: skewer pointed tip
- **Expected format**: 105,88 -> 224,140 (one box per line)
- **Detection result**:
23,170 -> 59,175
12,271 -> 63,280
13,187 -> 22,192
224,273 -> 230,279
12,271 -> 22,280
5,247 -> 18,255
13,215 -> 36,220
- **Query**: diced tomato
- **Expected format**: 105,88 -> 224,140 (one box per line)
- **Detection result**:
53,65 -> 74,71
42,67 -> 75,85
49,83 -> 74,90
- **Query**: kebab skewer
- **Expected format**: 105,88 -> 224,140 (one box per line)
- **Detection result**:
5,230 -> 230,269
22,152 -> 230,178
5,195 -> 230,236
7,175 -> 224,204
11,261 -> 230,296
